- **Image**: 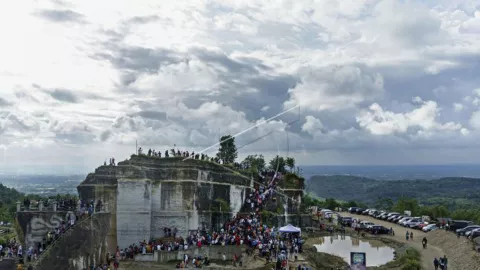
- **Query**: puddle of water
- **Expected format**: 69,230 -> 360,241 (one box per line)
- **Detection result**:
313,235 -> 395,267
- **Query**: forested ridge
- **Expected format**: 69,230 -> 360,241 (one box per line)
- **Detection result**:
307,175 -> 480,209
0,183 -> 23,221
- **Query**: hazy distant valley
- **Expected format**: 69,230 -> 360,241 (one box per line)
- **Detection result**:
0,174 -> 83,196
3,164 -> 480,199
306,175 -> 480,209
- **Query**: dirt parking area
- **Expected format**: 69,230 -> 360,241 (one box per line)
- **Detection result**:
347,212 -> 480,270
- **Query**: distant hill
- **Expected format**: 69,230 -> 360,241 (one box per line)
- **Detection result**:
307,175 -> 480,208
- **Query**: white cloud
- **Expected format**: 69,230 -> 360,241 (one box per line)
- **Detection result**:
453,103 -> 464,112
469,111 -> 480,130
284,65 -> 384,112
356,100 -> 463,136
301,116 -> 324,135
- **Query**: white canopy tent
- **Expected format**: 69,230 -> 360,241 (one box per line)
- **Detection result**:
278,224 -> 301,234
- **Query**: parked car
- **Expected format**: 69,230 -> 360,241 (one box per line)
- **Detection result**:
392,215 -> 404,223
456,225 -> 480,236
362,209 -> 371,215
378,213 -> 389,220
450,220 -> 474,231
399,217 -> 414,226
465,227 -> 480,237
387,215 -> 399,222
367,225 -> 390,234
469,228 -> 480,239
422,224 -> 438,232
348,207 -> 359,213
340,217 -> 354,226
356,208 -> 365,214
405,218 -> 423,228
359,221 -> 375,229
416,223 -> 429,230
385,212 -> 400,220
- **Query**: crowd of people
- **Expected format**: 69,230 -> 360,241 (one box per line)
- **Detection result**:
21,197 -> 78,211
7,200 -> 103,268
117,167 -> 305,269
0,237 -> 22,261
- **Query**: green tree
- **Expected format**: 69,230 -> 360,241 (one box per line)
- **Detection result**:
393,197 -> 420,215
241,154 -> 266,172
285,157 -> 295,172
374,197 -> 394,211
325,198 -> 340,210
216,135 -> 238,164
269,155 -> 286,173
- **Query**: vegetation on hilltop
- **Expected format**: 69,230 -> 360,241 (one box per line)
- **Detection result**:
308,175 -> 480,209
0,183 -> 23,222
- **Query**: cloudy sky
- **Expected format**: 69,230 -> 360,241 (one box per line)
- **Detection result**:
0,0 -> 479,174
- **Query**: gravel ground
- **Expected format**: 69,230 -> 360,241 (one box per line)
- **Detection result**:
347,213 -> 480,270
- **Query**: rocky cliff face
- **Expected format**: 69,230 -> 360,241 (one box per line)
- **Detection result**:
77,156 -> 253,251
31,213 -> 111,270
16,211 -> 70,249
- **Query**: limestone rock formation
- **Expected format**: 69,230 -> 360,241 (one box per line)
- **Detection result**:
77,155 -> 253,251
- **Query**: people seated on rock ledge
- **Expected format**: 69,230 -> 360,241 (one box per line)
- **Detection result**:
137,147 -> 223,163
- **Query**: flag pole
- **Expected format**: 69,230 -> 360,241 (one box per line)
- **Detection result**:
136,140 -> 138,155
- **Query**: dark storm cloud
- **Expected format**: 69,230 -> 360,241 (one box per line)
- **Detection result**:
55,133 -> 95,144
215,75 -> 297,122
129,110 -> 167,121
92,47 -> 181,74
99,130 -> 111,142
49,89 -> 79,103
379,62 -> 480,107
190,47 -> 258,74
34,9 -> 86,23
127,15 -> 160,24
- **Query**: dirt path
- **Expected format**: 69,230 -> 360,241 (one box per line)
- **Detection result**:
347,213 -> 446,270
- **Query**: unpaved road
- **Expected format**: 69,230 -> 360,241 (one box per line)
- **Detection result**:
347,213 -> 480,270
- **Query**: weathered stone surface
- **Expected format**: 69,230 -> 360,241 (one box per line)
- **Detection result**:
16,211 -> 70,249
77,156 -> 253,251
29,213 -> 111,270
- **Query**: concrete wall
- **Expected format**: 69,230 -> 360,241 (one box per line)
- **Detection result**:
134,245 -> 244,263
78,157 -> 253,252
32,213 -> 111,270
16,210 -> 70,248
115,177 -> 250,249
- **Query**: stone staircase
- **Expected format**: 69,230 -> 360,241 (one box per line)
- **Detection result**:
26,214 -> 96,269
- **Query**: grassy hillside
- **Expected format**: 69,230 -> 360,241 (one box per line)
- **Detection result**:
307,175 -> 480,209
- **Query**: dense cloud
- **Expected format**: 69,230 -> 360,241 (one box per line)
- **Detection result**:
0,0 -> 479,173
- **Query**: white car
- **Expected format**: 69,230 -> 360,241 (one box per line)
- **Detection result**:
360,221 -> 375,228
399,217 -> 414,226
465,228 -> 480,237
422,224 -> 438,232
405,218 -> 422,228
458,225 -> 480,236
